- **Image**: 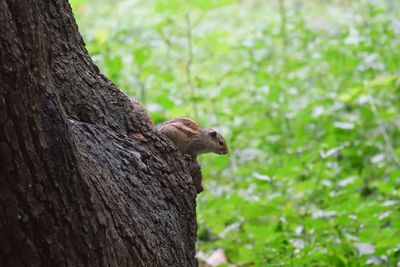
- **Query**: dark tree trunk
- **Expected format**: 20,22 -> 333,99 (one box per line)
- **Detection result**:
0,0 -> 198,266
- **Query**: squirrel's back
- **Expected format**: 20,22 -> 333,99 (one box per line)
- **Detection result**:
159,117 -> 201,138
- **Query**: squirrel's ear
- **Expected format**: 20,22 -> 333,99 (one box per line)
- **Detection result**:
209,131 -> 217,138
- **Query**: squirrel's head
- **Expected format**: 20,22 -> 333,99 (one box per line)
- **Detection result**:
205,129 -> 228,155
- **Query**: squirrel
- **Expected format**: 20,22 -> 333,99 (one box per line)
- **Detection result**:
130,98 -> 228,158
130,98 -> 228,193
159,117 -> 228,160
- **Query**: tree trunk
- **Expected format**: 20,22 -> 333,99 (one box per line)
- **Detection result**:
0,0 -> 198,266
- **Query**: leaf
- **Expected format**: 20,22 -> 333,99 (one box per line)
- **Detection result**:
94,28 -> 109,44
355,243 -> 375,255
105,55 -> 123,74
252,172 -> 272,182
133,47 -> 152,66
338,86 -> 366,103
188,0 -> 235,10
368,75 -> 397,87
333,122 -> 355,130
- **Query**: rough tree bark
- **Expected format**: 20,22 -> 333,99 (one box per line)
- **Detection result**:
0,0 -> 198,266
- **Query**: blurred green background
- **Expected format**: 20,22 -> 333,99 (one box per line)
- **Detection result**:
71,0 -> 400,265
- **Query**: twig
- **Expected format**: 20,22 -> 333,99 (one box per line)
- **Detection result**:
368,92 -> 400,166
278,0 -> 288,50
185,12 -> 198,118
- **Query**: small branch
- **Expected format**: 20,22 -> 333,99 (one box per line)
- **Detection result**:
368,93 -> 400,166
278,0 -> 288,50
137,69 -> 147,104
132,68 -> 146,104
185,12 -> 198,118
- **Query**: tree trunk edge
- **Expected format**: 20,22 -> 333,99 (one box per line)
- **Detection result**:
0,0 -> 198,266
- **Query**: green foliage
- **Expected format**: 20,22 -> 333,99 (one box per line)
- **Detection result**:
72,0 -> 400,265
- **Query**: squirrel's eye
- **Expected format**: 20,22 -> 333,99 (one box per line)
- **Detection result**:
219,141 -> 224,146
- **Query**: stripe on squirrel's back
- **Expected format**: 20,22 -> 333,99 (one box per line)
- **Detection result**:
166,117 -> 200,129
178,117 -> 200,129
171,123 -> 198,137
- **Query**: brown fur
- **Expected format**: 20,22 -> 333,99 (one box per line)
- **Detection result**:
159,117 -> 228,158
